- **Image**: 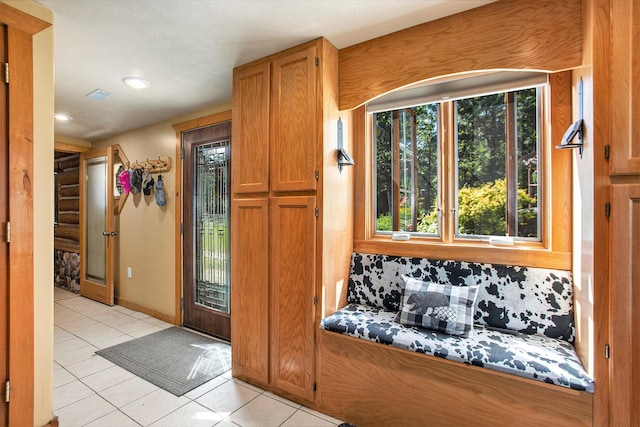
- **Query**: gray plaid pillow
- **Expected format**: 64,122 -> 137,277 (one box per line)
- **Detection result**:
396,276 -> 479,336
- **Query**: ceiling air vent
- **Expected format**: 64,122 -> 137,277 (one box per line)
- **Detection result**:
86,89 -> 113,100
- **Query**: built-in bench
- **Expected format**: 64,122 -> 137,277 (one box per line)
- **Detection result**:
318,253 -> 594,426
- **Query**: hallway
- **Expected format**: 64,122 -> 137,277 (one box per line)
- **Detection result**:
53,288 -> 342,426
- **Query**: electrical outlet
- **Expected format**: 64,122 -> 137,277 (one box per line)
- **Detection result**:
127,267 -> 132,279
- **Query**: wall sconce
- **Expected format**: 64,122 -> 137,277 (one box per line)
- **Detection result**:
556,118 -> 583,151
555,78 -> 584,158
337,117 -> 354,173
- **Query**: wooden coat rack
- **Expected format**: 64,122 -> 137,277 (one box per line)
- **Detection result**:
127,156 -> 172,173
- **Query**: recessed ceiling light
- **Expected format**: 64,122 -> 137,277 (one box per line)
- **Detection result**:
86,88 -> 113,100
123,77 -> 150,89
54,113 -> 72,121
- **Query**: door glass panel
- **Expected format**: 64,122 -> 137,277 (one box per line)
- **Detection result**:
194,141 -> 230,313
85,157 -> 107,284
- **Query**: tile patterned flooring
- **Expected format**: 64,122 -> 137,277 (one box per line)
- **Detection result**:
53,287 -> 342,426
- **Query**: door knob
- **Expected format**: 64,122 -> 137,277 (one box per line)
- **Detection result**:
110,231 -> 118,236
102,231 -> 109,236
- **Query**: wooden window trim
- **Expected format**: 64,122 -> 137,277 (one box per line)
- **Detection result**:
353,72 -> 573,270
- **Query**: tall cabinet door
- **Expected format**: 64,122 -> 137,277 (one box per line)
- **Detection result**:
232,62 -> 270,194
270,196 -> 317,401
270,46 -> 318,192
609,0 -> 640,174
609,184 -> 640,427
231,198 -> 270,384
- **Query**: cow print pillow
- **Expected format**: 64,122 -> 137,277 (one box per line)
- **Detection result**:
396,276 -> 479,337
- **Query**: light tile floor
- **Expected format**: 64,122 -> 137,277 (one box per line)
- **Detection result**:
53,287 -> 343,427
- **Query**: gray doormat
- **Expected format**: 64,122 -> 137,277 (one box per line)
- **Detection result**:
96,327 -> 231,396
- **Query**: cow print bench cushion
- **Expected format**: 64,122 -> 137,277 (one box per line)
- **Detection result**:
347,253 -> 575,342
320,303 -> 594,392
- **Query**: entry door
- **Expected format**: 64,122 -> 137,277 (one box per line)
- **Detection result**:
80,146 -> 116,305
0,23 -> 7,424
183,121 -> 231,339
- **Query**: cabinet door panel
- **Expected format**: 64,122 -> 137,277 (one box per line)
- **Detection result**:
230,198 -> 269,384
610,184 -> 640,426
610,1 -> 640,174
271,46 -> 318,192
270,196 -> 316,401
232,62 -> 270,193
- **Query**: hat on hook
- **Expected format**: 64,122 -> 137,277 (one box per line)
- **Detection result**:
130,168 -> 143,194
118,170 -> 131,194
142,169 -> 154,196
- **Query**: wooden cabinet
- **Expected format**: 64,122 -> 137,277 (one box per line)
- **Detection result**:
270,46 -> 318,192
231,63 -> 270,194
230,37 -> 353,405
232,45 -> 318,194
230,198 -> 269,384
269,196 -> 316,401
609,0 -> 640,174
609,184 -> 640,426
599,1 -> 640,423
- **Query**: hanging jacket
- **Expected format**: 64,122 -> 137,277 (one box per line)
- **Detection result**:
155,175 -> 166,207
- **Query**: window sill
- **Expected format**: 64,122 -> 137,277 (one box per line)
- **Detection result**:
353,237 -> 571,270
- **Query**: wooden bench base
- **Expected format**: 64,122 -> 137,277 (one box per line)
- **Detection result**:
319,331 -> 593,427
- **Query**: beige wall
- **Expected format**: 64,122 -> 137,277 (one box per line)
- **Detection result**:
33,24 -> 55,425
94,102 -> 231,320
572,0 -> 594,377
1,0 -> 56,424
572,69 -> 594,375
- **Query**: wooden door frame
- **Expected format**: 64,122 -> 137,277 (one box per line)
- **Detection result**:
0,22 -> 7,427
79,146 -> 116,306
0,4 -> 51,426
181,120 -> 232,338
172,110 -> 232,326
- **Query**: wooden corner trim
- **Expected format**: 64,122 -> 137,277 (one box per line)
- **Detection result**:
0,3 -> 51,35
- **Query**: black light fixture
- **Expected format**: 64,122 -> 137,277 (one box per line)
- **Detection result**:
337,118 -> 354,172
555,78 -> 584,157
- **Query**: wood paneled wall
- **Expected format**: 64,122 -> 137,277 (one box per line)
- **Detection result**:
338,0 -> 583,110
54,152 -> 80,250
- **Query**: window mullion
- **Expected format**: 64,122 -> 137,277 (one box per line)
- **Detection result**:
505,91 -> 518,236
441,101 -> 455,243
408,108 -> 418,233
392,110 -> 400,231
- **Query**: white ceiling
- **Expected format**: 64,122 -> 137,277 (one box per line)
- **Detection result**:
36,0 -> 492,142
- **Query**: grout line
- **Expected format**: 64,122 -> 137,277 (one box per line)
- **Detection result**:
54,292 -> 343,426
279,409 -> 297,427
